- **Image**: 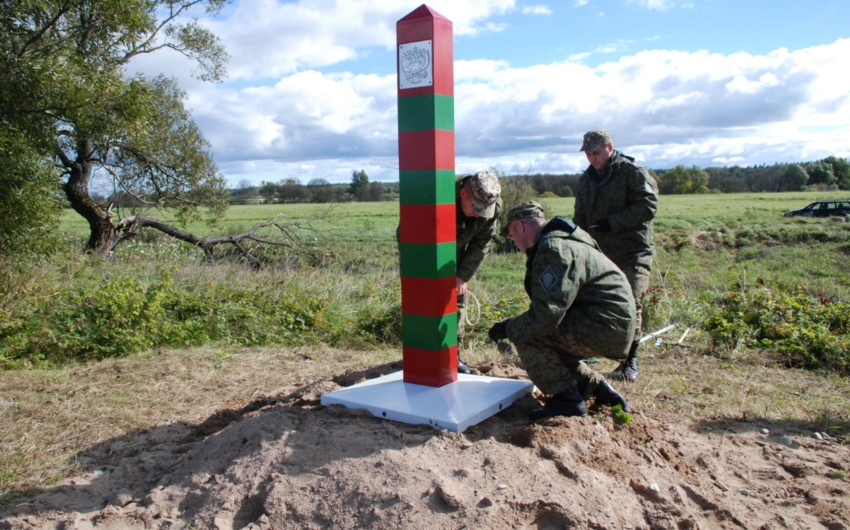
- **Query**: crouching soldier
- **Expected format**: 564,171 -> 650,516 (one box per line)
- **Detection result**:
488,201 -> 633,419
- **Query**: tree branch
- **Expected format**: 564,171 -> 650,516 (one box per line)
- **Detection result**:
12,1 -> 72,63
113,213 -> 324,268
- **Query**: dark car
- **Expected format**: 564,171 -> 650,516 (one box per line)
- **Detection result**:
784,200 -> 850,217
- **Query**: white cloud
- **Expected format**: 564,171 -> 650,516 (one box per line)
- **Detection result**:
628,0 -> 678,10
165,3 -> 850,184
199,0 -> 516,81
522,5 -> 552,15
130,0 -> 519,85
596,39 -> 634,54
573,0 -> 589,6
448,39 -> 850,171
725,73 -> 780,95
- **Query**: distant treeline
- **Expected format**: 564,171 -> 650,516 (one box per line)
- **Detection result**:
224,156 -> 850,205
229,171 -> 400,205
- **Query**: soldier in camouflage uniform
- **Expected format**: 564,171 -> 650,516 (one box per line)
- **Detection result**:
398,171 -> 502,374
488,201 -> 632,419
574,130 -> 658,382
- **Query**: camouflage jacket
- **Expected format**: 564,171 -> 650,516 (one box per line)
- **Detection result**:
455,176 -> 501,282
505,218 -> 636,358
573,151 -> 658,270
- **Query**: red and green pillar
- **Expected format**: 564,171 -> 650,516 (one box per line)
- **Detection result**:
397,5 -> 457,387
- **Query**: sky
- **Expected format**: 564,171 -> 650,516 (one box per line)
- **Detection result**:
128,0 -> 850,186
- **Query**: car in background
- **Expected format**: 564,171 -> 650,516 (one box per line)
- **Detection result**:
784,199 -> 850,217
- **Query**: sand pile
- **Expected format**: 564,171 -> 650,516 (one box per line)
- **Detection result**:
2,362 -> 849,529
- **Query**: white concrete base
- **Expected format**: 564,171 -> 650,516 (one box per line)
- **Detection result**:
320,371 -> 535,433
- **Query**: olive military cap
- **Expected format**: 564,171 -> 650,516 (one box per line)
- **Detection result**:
500,200 -> 545,237
580,130 -> 612,152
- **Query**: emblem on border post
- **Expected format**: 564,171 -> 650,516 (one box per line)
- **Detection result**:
398,40 -> 433,89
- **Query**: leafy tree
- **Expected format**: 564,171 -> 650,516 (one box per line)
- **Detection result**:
706,166 -> 749,193
658,165 -> 708,194
823,156 -> 850,190
368,181 -> 386,202
279,178 -> 309,203
230,182 -> 260,205
779,164 -> 809,191
657,167 -> 688,194
306,178 -> 335,203
259,181 -> 279,203
1,0 -> 230,255
745,164 -> 784,192
349,169 -> 370,201
0,131 -> 62,258
806,162 -> 837,186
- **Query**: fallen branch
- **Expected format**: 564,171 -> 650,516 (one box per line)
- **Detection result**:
113,212 -> 322,268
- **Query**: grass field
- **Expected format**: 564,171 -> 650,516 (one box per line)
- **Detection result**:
39,189 -> 850,358
59,190 -> 850,233
2,190 -> 850,510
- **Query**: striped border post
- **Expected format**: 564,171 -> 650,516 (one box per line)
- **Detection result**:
397,5 -> 457,387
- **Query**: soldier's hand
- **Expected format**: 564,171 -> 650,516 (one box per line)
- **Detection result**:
488,321 -> 508,343
590,218 -> 612,233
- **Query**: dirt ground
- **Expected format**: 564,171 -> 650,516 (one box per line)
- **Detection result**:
2,357 -> 849,530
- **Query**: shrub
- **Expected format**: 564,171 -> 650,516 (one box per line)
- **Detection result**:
704,285 -> 850,373
356,303 -> 402,344
0,268 -> 328,365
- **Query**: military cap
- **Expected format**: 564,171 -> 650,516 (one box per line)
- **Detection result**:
500,200 -> 545,237
467,171 -> 502,219
580,130 -> 612,152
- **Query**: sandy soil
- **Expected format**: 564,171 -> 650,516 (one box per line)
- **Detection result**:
2,361 -> 849,530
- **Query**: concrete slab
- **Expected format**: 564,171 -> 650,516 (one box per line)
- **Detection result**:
320,371 -> 535,433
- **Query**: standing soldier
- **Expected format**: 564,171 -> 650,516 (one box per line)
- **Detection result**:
398,171 -> 502,374
574,130 -> 658,382
488,201 -> 632,419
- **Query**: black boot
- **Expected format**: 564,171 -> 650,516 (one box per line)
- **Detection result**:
607,342 -> 639,382
529,387 -> 587,420
593,379 -> 630,413
457,355 -> 471,374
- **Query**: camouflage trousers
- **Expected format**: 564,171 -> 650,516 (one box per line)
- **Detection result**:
619,264 -> 651,344
514,327 -> 629,398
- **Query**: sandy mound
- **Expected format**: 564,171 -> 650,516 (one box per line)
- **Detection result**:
2,361 -> 849,530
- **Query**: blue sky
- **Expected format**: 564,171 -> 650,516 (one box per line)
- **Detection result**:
129,0 -> 850,185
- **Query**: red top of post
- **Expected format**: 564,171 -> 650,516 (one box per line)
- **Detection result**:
397,4 -> 453,97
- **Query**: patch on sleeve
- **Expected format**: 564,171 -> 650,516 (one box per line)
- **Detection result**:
538,267 -> 559,292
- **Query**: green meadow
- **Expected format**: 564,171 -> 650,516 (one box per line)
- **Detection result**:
5,190 -> 849,371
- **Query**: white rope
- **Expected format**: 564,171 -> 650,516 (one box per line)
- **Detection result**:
465,290 -> 481,327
